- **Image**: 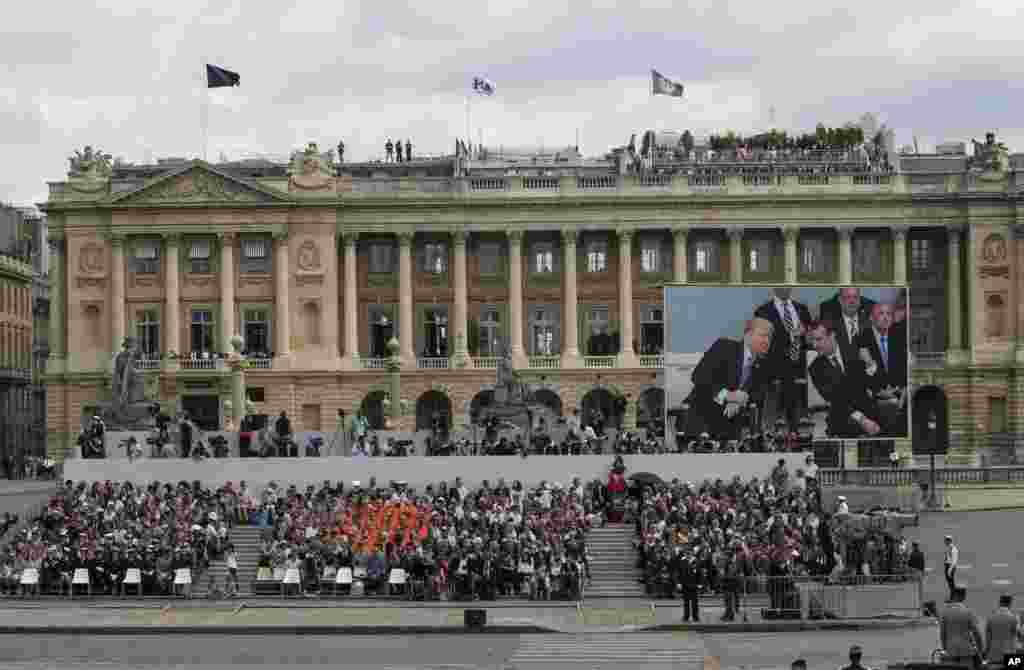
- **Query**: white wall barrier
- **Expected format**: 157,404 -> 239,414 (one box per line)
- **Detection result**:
64,452 -> 810,492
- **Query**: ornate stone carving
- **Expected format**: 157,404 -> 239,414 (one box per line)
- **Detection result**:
782,225 -> 800,242
296,240 -> 322,272
835,226 -> 854,241
396,232 -> 413,248
452,230 -> 468,247
616,228 -> 634,244
124,168 -> 272,204
891,225 -> 909,241
506,230 -> 524,244
726,227 -> 744,241
68,146 -> 112,180
970,132 -> 1010,182
560,229 -> 578,246
288,142 -> 337,191
78,243 -> 105,275
981,233 -> 1007,264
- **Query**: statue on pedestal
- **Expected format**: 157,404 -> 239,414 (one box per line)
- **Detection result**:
102,336 -> 158,429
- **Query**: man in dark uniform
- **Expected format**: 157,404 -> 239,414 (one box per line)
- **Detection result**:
839,645 -> 871,670
678,550 -> 700,623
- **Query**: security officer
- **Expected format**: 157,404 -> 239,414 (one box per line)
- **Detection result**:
940,587 -> 984,669
838,645 -> 872,670
678,550 -> 700,623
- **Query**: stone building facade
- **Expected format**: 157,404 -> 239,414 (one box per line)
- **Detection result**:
0,211 -> 36,473
40,141 -> 1024,467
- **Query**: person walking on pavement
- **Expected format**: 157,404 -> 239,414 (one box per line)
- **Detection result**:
839,645 -> 872,670
985,594 -> 1023,665
944,535 -> 959,602
940,587 -> 984,669
908,541 -> 926,609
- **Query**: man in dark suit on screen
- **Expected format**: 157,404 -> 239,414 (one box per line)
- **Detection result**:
754,288 -> 813,432
684,317 -> 773,441
807,321 -> 882,438
854,303 -> 908,437
820,287 -> 876,365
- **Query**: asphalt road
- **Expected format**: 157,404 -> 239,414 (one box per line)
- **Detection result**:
0,629 -> 944,670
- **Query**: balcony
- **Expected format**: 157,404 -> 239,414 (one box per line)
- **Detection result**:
639,355 -> 664,368
473,357 -> 500,369
246,357 -> 272,370
528,356 -> 560,370
417,357 -> 450,370
583,356 -> 616,369
361,358 -> 387,370
136,358 -> 161,371
180,357 -> 218,371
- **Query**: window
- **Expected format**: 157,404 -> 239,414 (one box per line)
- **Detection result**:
585,239 -> 608,273
368,307 -> 395,358
911,238 -> 931,271
189,239 -> 212,274
530,306 -> 559,356
694,240 -> 717,274
640,305 -> 664,355
423,309 -> 448,357
479,307 -> 501,355
479,242 -> 502,276
423,242 -> 448,274
533,243 -> 555,274
240,237 -> 270,273
748,238 -> 774,273
369,242 -> 395,274
190,309 -> 215,353
587,306 -> 613,355
853,235 -> 882,275
800,238 -> 824,274
242,308 -> 270,355
136,309 -> 160,357
640,238 -> 664,273
132,240 -> 160,274
990,397 -> 1008,433
909,307 -> 935,352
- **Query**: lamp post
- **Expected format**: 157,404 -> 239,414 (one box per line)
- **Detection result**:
928,410 -> 938,509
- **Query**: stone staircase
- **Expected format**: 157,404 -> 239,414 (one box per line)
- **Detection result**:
192,525 -> 263,598
585,524 -> 645,598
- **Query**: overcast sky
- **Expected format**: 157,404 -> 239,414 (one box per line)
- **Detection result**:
1,0 -> 1019,206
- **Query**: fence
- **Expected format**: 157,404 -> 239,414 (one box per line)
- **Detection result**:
820,466 -> 1024,487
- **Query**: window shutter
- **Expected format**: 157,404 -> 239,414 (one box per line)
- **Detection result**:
578,303 -> 589,353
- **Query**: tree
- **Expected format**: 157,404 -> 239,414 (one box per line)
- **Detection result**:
815,123 -> 828,146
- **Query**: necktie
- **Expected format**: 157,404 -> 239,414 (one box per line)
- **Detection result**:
880,336 -> 889,370
740,355 -> 752,389
782,303 -> 800,361
830,354 -> 844,373
847,317 -> 858,342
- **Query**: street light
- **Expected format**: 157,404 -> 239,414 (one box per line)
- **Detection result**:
927,410 -> 938,509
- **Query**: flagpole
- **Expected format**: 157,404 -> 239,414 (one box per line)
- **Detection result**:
200,58 -> 209,162
464,95 -> 471,160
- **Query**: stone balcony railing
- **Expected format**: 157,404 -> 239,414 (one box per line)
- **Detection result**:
583,356 -> 616,369
136,358 -> 161,371
246,357 -> 273,370
417,357 -> 449,370
639,355 -> 664,368
179,357 -> 219,371
361,358 -> 387,370
473,357 -> 500,369
528,356 -> 560,370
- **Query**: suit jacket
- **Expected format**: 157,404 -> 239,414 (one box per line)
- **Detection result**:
826,310 -> 872,366
819,294 -> 876,327
686,338 -> 769,439
940,603 -> 984,658
985,607 -> 1021,662
754,300 -> 813,382
808,354 -> 879,438
855,326 -> 908,390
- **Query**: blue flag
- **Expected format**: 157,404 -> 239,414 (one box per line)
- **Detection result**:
651,69 -> 684,97
206,64 -> 240,88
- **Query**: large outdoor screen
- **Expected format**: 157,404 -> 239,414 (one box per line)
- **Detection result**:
664,285 -> 909,446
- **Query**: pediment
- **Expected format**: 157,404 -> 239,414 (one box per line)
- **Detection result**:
111,162 -> 288,206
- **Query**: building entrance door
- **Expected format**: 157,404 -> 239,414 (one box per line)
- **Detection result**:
182,395 -> 220,431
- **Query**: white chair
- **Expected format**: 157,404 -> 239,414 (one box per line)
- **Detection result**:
256,567 -> 273,581
282,567 -> 302,597
388,568 -> 407,596
70,568 -> 91,598
173,568 -> 192,598
353,566 -> 367,580
121,568 -> 142,597
334,567 -> 353,597
19,568 -> 40,596
272,566 -> 286,582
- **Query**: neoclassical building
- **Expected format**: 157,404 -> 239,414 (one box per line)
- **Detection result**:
0,240 -> 35,472
41,140 -> 1024,467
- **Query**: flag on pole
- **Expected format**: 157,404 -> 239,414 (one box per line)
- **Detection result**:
206,64 -> 240,88
471,76 -> 496,96
651,69 -> 684,97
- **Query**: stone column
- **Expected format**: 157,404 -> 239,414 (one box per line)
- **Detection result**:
47,238 -> 65,371
398,232 -> 415,365
947,225 -> 964,357
110,235 -> 125,357
507,230 -> 526,367
892,225 -> 908,285
219,232 -> 236,351
617,228 -> 638,367
672,226 -> 688,283
163,235 -> 181,358
728,228 -> 744,284
837,227 -> 853,285
274,232 -> 291,362
1016,224 -> 1024,359
229,337 -> 246,429
342,233 -> 360,368
561,230 -> 580,367
783,225 -> 799,284
452,230 -> 469,364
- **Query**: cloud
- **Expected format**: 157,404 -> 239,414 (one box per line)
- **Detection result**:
2,0 -> 1022,205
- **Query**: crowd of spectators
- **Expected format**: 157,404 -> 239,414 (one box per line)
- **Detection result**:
249,476 -> 595,601
632,457 -> 919,620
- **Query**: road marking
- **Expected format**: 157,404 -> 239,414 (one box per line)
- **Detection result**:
993,563 -> 1010,568
993,579 -> 1013,586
